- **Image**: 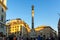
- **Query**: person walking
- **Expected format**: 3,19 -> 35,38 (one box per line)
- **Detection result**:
0,37 -> 3,40
3,35 -> 6,40
37,35 -> 42,40
13,36 -> 17,40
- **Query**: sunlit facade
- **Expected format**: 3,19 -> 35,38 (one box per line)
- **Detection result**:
0,0 -> 7,11
6,18 -> 30,37
6,18 -> 57,39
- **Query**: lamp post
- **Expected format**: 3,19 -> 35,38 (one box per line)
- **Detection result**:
6,23 -> 9,37
5,19 -> 10,37
3,19 -> 10,37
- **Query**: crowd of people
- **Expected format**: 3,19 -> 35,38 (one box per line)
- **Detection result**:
35,35 -> 56,40
0,32 -> 57,40
5,35 -> 56,40
0,36 -> 55,40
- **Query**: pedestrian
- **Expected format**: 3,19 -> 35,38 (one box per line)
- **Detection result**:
46,38 -> 49,40
13,36 -> 17,40
50,37 -> 55,40
3,35 -> 6,40
42,35 -> 46,40
0,37 -> 3,40
37,35 -> 42,40
21,37 -> 23,40
36,38 -> 38,40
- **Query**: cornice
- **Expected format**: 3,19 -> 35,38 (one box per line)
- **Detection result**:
0,1 -> 7,11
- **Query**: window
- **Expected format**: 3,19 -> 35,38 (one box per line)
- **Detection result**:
2,8 -> 4,12
1,15 -> 4,22
15,32 -> 16,34
0,15 -> 4,28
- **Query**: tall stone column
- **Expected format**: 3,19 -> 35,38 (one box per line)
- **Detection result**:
32,5 -> 34,29
29,5 -> 36,40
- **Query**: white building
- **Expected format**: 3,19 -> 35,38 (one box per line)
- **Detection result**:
0,0 -> 7,35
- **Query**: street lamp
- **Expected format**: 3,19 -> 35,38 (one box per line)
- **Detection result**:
5,19 -> 10,37
6,23 -> 9,37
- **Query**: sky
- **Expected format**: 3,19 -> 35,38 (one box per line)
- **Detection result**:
6,0 -> 60,31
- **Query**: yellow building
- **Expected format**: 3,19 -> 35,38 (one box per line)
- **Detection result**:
6,18 -> 57,39
6,18 -> 30,37
0,0 -> 7,11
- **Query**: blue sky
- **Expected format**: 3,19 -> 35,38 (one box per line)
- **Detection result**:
6,0 -> 60,31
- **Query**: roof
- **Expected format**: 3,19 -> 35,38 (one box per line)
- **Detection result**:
35,25 -> 55,32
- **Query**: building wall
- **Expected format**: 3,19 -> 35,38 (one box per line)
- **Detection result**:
0,0 -> 7,6
35,26 -> 57,39
58,19 -> 60,40
7,19 -> 30,37
0,6 -> 6,35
